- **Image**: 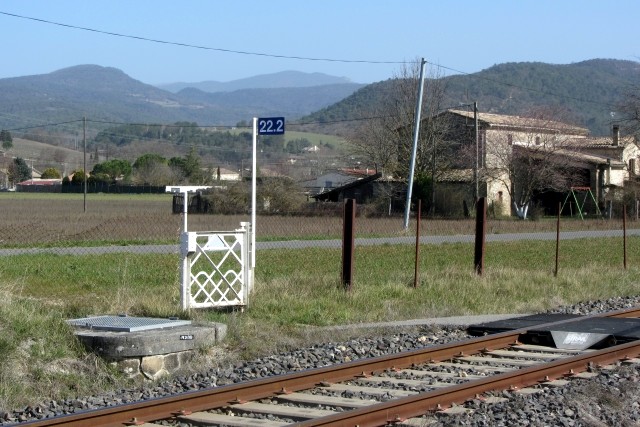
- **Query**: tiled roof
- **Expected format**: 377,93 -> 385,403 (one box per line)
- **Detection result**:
18,179 -> 62,186
312,172 -> 382,200
519,144 -> 625,166
340,168 -> 378,177
562,136 -> 636,148
553,148 -> 624,166
446,109 -> 589,135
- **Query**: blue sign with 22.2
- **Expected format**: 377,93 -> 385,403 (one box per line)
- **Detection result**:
258,117 -> 285,135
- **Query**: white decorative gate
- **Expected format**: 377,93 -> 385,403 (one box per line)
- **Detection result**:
180,223 -> 252,310
167,186 -> 253,311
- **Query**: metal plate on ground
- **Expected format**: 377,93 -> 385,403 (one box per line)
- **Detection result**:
539,317 -> 640,349
549,330 -> 610,350
467,313 -> 582,336
67,315 -> 191,332
469,314 -> 640,350
537,317 -> 640,336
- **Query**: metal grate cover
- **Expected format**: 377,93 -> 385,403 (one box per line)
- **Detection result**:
67,315 -> 191,332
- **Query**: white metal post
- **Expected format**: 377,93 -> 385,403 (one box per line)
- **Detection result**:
181,190 -> 190,310
182,190 -> 188,231
251,118 -> 257,270
239,222 -> 251,299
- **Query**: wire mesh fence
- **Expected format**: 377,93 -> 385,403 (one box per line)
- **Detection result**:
0,193 -> 638,285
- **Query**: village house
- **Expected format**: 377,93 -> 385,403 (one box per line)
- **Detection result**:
434,109 -> 640,217
563,125 -> 639,194
16,178 -> 62,192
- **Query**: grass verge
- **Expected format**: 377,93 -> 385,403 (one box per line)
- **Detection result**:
0,236 -> 638,410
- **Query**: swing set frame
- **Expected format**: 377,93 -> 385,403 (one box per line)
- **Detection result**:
560,186 -> 602,219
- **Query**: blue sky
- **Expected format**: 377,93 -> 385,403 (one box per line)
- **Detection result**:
1,1 -> 638,85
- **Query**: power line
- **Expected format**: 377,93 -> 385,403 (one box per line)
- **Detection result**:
88,119 -> 245,130
0,11 -> 404,65
4,116 -> 391,133
4,119 -> 83,132
0,11 -> 623,112
0,10 -> 624,131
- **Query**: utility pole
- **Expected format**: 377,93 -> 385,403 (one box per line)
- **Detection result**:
403,58 -> 427,230
474,102 -> 479,200
83,116 -> 87,213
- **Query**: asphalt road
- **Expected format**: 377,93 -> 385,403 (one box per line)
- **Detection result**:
1,228 -> 638,256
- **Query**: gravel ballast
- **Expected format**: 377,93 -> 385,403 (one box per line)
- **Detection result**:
3,296 -> 640,426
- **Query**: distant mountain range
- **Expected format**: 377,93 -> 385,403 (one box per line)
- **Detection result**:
157,70 -> 355,93
0,59 -> 638,137
0,66 -> 364,129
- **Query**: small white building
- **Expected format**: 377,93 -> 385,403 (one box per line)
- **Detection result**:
213,167 -> 241,181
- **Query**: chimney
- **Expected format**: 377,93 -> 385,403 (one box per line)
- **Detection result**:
612,125 -> 620,147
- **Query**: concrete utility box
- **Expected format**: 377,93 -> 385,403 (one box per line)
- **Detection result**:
67,315 -> 227,380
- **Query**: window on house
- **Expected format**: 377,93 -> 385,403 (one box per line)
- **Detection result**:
507,134 -> 513,145
325,180 -> 333,188
630,158 -> 637,176
535,136 -> 541,145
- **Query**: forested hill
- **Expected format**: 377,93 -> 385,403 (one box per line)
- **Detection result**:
1,60 -> 637,137
300,59 -> 640,136
0,65 -> 364,130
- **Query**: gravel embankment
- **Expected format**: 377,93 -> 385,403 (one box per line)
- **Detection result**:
3,296 -> 640,426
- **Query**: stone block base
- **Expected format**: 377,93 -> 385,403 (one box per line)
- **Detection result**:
109,350 -> 195,380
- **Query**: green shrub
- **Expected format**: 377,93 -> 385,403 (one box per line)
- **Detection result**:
40,168 -> 61,179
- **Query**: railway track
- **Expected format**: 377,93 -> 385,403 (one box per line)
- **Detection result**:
21,307 -> 640,427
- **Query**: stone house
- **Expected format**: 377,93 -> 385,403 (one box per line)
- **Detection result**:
563,125 -> 640,198
432,110 -> 640,216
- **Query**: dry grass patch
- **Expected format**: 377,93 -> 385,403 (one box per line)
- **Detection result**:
1,193 -> 636,248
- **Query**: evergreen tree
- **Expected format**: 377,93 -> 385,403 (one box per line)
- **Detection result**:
9,157 -> 31,185
183,147 -> 202,179
91,159 -> 132,181
0,130 -> 13,150
133,153 -> 167,170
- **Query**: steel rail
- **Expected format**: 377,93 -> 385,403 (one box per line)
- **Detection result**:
21,331 -> 523,427
20,307 -> 640,427
296,339 -> 640,427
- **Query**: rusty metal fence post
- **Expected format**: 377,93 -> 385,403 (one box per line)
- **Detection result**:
342,198 -> 356,291
474,197 -> 486,275
414,199 -> 422,288
623,204 -> 627,270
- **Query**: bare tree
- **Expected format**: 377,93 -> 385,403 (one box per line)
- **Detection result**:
617,83 -> 640,138
52,148 -> 68,164
480,107 -> 585,219
133,162 -> 174,186
347,60 -> 449,212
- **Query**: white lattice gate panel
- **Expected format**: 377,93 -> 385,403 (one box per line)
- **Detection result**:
180,225 -> 251,310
